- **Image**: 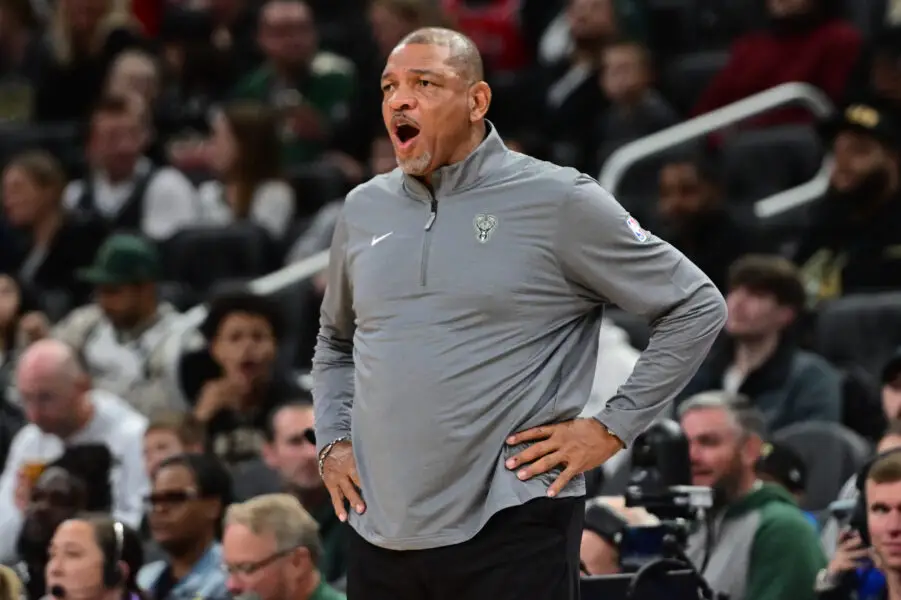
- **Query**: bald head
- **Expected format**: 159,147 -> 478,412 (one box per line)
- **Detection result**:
396,27 -> 484,83
17,340 -> 82,389
17,340 -> 89,436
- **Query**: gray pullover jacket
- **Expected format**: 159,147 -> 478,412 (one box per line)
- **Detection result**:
313,123 -> 727,551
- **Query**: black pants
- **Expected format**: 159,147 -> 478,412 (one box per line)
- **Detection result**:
346,496 -> 585,600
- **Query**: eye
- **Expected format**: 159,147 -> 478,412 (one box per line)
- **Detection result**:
381,83 -> 395,93
418,80 -> 433,88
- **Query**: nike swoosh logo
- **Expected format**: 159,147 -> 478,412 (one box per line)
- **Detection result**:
371,232 -> 393,246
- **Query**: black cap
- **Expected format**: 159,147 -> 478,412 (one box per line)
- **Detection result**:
820,102 -> 901,152
883,348 -> 901,385
756,442 -> 807,493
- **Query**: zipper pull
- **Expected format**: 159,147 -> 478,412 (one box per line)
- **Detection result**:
424,198 -> 438,231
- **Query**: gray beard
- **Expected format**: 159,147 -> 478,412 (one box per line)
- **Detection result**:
397,152 -> 432,176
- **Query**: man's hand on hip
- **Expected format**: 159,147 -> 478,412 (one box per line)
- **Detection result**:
321,442 -> 366,522
505,419 -> 625,497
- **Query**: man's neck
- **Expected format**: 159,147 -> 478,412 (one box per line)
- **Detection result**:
99,161 -> 139,185
169,536 -> 214,581
31,210 -> 63,248
732,333 -> 780,374
424,122 -> 487,186
63,394 -> 95,440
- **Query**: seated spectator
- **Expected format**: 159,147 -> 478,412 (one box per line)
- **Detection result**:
796,102 -> 901,303
591,39 -> 677,172
2,151 -> 108,308
46,234 -> 188,416
46,515 -> 145,600
679,394 -> 826,600
222,494 -> 345,600
0,0 -> 43,122
0,274 -> 41,400
142,412 -> 206,478
12,444 -> 113,598
104,49 -> 161,107
231,0 -> 356,167
192,292 -> 304,464
678,255 -> 842,431
693,0 -> 860,129
815,449 -> 901,599
755,440 -> 819,528
652,153 -> 760,291
32,0 -> 143,122
62,94 -> 200,242
199,103 -> 296,240
138,453 -> 231,600
0,340 -> 148,563
257,400 -> 347,584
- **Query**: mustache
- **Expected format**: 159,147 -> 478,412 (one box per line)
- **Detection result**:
391,114 -> 421,129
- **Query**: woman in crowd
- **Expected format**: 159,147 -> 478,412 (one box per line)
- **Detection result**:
198,102 -> 296,241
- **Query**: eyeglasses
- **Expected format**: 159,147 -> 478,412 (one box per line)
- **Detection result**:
144,489 -> 201,508
223,547 -> 299,577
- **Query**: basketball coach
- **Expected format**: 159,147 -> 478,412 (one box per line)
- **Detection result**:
313,27 -> 727,600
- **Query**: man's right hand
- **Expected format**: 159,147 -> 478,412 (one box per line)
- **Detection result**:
321,441 -> 365,522
827,530 -> 870,576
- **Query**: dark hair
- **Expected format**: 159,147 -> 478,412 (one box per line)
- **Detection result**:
727,254 -> 807,314
868,450 -> 901,485
75,514 -> 145,598
49,444 -> 114,512
264,397 -> 314,442
200,291 -> 283,342
155,453 -> 233,535
146,411 -> 207,448
5,150 -> 67,197
661,146 -> 723,188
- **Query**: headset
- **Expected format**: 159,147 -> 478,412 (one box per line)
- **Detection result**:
850,448 -> 901,547
103,521 -> 125,589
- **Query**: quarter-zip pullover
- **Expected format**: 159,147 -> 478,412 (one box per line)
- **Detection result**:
313,122 -> 727,551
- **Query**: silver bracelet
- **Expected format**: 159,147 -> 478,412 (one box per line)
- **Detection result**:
318,436 -> 351,478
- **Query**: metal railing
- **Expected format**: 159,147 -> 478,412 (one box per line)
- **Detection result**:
598,81 -> 835,219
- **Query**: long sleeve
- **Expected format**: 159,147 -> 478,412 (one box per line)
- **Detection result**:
554,176 -> 727,446
0,429 -> 30,563
312,210 -> 356,455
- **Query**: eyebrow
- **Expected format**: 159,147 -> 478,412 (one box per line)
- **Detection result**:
381,68 -> 446,81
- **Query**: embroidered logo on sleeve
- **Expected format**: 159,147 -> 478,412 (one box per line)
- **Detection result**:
625,216 -> 648,242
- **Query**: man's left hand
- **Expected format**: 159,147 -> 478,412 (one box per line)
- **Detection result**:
505,419 -> 625,497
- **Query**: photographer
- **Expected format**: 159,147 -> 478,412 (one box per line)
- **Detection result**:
816,449 -> 901,600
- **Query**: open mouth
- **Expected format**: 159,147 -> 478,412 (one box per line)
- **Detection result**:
394,122 -> 421,148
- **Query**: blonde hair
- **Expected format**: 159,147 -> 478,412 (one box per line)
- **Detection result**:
49,0 -> 137,64
0,565 -> 22,600
225,494 -> 322,564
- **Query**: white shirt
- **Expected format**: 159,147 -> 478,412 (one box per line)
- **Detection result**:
63,158 -> 201,241
0,390 -> 149,563
197,180 -> 295,239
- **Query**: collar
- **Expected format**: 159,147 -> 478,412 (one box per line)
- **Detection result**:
401,120 -> 508,202
113,302 -> 175,344
708,335 -> 796,396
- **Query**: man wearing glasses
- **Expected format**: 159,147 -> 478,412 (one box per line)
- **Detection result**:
222,494 -> 345,600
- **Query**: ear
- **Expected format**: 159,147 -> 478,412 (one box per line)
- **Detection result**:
742,434 -> 763,468
261,442 -> 277,469
468,81 -> 492,123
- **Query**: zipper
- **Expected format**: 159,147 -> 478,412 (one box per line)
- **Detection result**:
420,196 -> 438,286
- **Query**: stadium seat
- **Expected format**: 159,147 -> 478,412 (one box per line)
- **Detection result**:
721,125 -> 823,204
773,421 -> 872,511
815,292 -> 901,382
662,51 -> 730,115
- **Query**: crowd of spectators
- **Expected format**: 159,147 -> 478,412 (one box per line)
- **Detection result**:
3,0 -> 901,598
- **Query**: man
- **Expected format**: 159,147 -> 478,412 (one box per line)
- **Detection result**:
678,254 -> 842,432
62,93 -> 199,241
313,27 -> 727,600
51,234 -> 188,416
143,411 -> 207,478
222,494 -> 344,600
0,340 -> 148,563
795,102 -> 901,304
816,448 -> 901,600
679,392 -> 825,600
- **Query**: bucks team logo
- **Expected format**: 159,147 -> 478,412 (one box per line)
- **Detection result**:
474,214 -> 498,243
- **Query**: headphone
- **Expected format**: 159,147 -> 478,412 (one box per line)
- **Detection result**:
850,447 -> 901,547
102,521 -> 125,589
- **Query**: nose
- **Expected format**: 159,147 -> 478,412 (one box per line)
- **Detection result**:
387,88 -> 417,113
226,574 -> 244,595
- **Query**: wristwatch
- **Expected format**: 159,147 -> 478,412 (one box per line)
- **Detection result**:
318,436 -> 351,478
814,568 -> 841,592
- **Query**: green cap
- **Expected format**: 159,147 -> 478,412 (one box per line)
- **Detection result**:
77,234 -> 163,285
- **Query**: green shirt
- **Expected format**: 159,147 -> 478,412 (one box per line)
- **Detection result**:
310,580 -> 345,600
232,51 -> 356,166
310,501 -> 348,584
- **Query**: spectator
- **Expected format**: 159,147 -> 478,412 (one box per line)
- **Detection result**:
679,393 -> 826,600
142,412 -> 206,478
0,0 -> 43,122
45,515 -> 145,600
232,0 -> 356,166
591,39 -> 677,173
0,274 -> 41,400
32,0 -> 143,122
0,340 -> 149,563
678,255 -> 843,431
693,0 -> 861,129
259,400 -> 347,584
199,102 -> 296,240
796,102 -> 901,303
192,292 -> 304,464
653,153 -> 760,292
138,453 -> 231,600
755,440 -> 819,528
62,93 -> 200,242
222,494 -> 345,600
12,445 -> 113,598
104,49 -> 161,106
2,151 -> 108,309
